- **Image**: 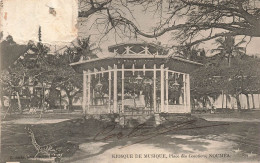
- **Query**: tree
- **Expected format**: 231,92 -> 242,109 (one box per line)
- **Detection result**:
0,35 -> 65,112
78,0 -> 260,47
64,37 -> 99,62
191,54 -> 260,110
210,35 -> 246,108
190,64 -> 224,109
1,35 -> 99,111
50,37 -> 99,110
50,59 -> 82,111
0,35 -> 28,70
234,56 -> 260,109
212,36 -> 246,66
175,45 -> 206,63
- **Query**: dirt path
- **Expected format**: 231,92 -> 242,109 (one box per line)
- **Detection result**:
63,133 -> 259,163
203,118 -> 260,122
1,117 -> 259,163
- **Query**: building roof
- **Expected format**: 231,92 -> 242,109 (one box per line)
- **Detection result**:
70,42 -> 203,74
70,54 -> 203,66
108,42 -> 168,55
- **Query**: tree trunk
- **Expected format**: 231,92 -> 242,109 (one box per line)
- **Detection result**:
42,83 -> 45,108
235,94 -> 241,110
221,90 -> 224,109
65,89 -> 82,112
68,96 -> 73,111
0,94 -> 5,109
48,87 -> 60,109
225,94 -> 228,109
245,94 -> 250,109
259,94 -> 260,109
0,85 -> 4,108
16,91 -> 22,114
251,93 -> 255,109
60,92 -> 62,112
191,98 -> 195,110
228,54 -> 231,67
202,97 -> 206,108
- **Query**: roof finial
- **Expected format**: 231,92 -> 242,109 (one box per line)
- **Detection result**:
38,26 -> 42,42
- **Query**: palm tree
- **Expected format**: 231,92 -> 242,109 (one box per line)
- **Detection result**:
176,44 -> 206,63
64,37 -> 100,63
211,36 -> 247,110
212,36 -> 246,67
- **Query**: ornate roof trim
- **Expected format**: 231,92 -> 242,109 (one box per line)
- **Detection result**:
70,54 -> 203,66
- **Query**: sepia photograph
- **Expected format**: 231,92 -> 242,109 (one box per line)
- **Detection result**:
0,0 -> 260,162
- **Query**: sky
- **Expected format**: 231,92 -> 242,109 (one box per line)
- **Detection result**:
1,0 -> 78,45
78,2 -> 260,57
1,0 -> 260,57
